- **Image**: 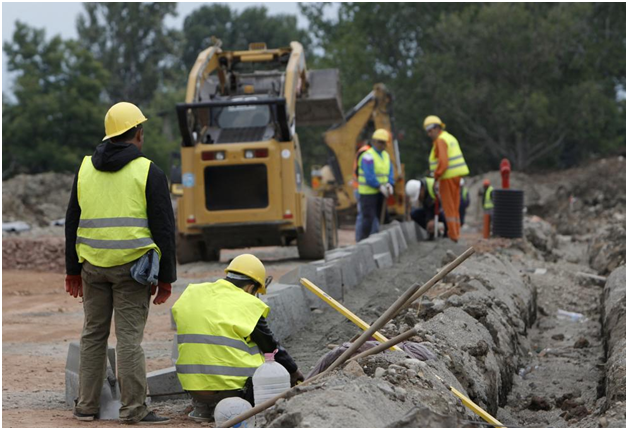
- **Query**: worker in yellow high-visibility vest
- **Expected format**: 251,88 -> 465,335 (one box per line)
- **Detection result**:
172,254 -> 304,422
423,115 -> 469,242
357,129 -> 394,241
64,102 -> 176,424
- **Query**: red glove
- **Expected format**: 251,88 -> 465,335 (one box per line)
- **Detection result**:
151,281 -> 172,305
65,275 -> 83,298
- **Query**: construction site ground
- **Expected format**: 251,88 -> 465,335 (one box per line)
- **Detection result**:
2,156 -> 625,427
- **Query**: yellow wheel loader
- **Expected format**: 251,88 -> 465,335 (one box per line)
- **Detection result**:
173,39 -> 344,263
311,84 -> 407,223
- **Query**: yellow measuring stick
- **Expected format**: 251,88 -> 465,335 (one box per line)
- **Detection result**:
300,278 -> 402,352
450,387 -> 506,428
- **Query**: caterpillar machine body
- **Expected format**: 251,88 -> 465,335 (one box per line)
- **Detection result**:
311,83 -> 407,223
173,39 -> 343,263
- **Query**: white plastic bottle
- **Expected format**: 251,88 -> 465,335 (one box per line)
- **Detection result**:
214,397 -> 254,428
252,350 -> 290,406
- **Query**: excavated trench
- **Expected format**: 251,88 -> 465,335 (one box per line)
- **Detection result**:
269,234 -> 625,428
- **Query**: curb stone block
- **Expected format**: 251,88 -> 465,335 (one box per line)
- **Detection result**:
374,252 -> 394,269
360,234 -> 390,255
342,243 -> 376,279
146,366 -> 187,402
377,230 -> 400,261
416,225 -> 429,241
171,334 -> 179,364
325,250 -> 362,291
262,283 -> 312,341
279,264 -> 324,309
401,221 -> 418,244
65,342 -> 121,419
394,225 -> 408,253
315,264 -> 343,301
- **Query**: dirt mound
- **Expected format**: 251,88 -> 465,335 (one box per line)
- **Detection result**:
269,250 -> 537,427
2,172 -> 74,227
2,237 -> 66,273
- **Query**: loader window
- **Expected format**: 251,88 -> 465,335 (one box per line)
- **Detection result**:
215,104 -> 270,129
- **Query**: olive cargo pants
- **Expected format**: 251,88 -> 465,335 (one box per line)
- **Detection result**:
75,261 -> 151,422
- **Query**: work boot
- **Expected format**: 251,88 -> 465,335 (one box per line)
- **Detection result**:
139,411 -> 170,424
73,410 -> 98,421
188,408 -> 213,422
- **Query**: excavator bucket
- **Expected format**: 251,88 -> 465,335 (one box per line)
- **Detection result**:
296,69 -> 344,126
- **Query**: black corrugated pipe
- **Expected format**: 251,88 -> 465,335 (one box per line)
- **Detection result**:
492,189 -> 524,238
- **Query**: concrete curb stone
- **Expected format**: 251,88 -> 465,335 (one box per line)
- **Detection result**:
262,283 -> 312,342
146,366 -> 187,402
374,252 -> 394,269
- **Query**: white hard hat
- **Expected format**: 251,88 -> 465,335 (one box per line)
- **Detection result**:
405,179 -> 422,203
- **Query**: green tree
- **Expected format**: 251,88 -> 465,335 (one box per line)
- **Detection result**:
182,4 -> 311,69
300,2 -> 625,175
417,3 -> 625,170
76,2 -> 182,106
3,22 -> 109,175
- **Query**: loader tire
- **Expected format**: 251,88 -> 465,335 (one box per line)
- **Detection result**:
297,196 -> 328,260
323,198 -> 338,250
176,233 -> 205,264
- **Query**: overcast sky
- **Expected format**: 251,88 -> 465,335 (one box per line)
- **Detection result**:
2,1 -> 335,96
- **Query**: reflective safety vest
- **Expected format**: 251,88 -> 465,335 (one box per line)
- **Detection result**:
358,147 -> 391,195
462,186 -> 469,202
425,177 -> 436,200
429,131 -> 470,179
352,144 -> 371,190
172,279 -> 270,391
483,186 -> 494,210
76,156 -> 160,267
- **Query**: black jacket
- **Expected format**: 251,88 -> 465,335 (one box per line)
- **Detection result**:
65,141 -> 177,283
250,317 -> 298,374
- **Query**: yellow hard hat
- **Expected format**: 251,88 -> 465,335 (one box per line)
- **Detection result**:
102,102 -> 148,141
225,254 -> 268,294
372,128 -> 390,142
423,115 -> 445,131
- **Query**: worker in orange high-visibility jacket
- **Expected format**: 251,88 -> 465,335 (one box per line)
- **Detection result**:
423,116 -> 469,242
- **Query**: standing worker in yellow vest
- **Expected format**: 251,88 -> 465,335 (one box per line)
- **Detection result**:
172,254 -> 304,422
357,129 -> 394,241
64,102 -> 176,424
482,179 -> 494,238
423,116 -> 469,242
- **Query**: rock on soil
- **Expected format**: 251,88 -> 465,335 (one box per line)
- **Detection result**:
2,172 -> 74,227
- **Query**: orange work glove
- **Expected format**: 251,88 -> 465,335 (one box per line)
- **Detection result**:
151,281 -> 172,305
65,275 -> 83,298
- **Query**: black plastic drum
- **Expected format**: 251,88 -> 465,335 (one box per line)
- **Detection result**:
492,189 -> 524,238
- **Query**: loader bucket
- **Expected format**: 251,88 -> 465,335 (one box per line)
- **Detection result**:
296,69 -> 344,126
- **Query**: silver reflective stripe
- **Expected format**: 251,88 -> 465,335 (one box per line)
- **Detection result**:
176,364 -> 257,377
429,161 -> 438,166
448,155 -> 463,162
178,334 -> 260,355
79,217 -> 149,228
76,237 -> 155,249
446,161 -> 468,170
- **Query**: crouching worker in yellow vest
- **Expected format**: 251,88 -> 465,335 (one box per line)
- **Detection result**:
172,254 -> 304,422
